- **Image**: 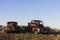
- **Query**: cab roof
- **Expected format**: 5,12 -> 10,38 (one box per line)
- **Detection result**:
7,21 -> 17,24
31,20 -> 43,22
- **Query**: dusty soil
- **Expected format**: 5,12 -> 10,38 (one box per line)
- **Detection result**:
0,33 -> 60,40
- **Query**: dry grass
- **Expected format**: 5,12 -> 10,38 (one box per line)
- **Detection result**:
0,33 -> 60,40
0,28 -> 60,40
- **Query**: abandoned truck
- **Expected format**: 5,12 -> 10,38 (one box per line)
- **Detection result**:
5,22 -> 21,33
28,20 -> 52,34
5,20 -> 53,34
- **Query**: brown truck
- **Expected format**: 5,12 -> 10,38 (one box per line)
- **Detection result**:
28,20 -> 48,34
5,21 -> 21,33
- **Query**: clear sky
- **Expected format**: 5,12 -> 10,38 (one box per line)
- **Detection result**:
0,0 -> 60,29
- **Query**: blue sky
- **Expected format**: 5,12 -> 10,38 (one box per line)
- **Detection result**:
0,0 -> 60,29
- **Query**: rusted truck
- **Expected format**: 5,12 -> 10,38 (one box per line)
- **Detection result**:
28,20 -> 55,34
5,21 -> 21,33
5,21 -> 28,33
